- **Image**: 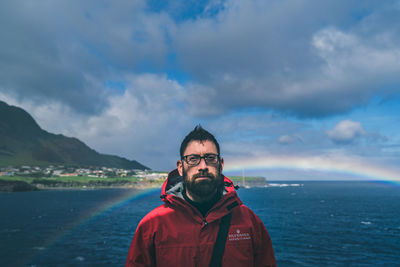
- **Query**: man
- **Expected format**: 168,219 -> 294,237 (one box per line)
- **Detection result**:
126,126 -> 276,267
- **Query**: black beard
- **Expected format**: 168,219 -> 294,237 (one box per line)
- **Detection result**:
183,167 -> 224,199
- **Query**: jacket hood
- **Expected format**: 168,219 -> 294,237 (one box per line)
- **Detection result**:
160,169 -> 242,222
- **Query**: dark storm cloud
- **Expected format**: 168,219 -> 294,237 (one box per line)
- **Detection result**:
2,0 -> 400,119
0,0 -> 171,114
174,0 -> 400,117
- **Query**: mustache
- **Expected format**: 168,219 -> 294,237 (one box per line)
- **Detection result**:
192,172 -> 215,179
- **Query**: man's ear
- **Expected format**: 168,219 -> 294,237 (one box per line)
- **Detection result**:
220,157 -> 224,171
177,160 -> 183,176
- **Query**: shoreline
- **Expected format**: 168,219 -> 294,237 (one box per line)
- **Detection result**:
0,179 -> 163,192
36,183 -> 162,191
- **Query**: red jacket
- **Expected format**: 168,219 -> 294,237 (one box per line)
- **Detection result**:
126,169 -> 276,267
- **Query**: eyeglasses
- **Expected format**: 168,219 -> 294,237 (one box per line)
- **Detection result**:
181,153 -> 220,166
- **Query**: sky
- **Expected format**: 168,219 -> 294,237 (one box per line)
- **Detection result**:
1,0 -> 400,181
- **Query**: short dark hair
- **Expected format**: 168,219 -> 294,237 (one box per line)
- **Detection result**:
180,125 -> 220,158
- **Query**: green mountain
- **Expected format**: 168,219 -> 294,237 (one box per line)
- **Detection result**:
0,100 -> 149,169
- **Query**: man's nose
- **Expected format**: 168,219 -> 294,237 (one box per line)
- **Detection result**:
198,157 -> 208,169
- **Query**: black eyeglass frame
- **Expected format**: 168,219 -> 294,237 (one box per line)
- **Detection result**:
181,153 -> 220,166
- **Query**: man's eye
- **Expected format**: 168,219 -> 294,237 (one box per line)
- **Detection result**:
187,156 -> 199,162
206,155 -> 217,160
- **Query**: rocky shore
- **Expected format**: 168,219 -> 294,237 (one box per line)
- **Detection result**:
0,180 -> 39,192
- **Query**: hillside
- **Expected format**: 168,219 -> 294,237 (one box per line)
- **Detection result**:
0,100 -> 148,169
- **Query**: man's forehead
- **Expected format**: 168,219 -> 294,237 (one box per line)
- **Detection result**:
184,140 -> 218,154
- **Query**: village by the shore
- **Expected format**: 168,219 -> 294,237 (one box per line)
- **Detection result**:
0,165 -> 165,179
0,165 -> 168,192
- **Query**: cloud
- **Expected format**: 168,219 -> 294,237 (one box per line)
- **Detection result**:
203,112 -> 328,159
202,112 -> 394,169
76,74 -> 191,169
174,0 -> 400,117
1,74 -> 193,170
2,0 -> 400,119
327,120 -> 366,144
0,0 -> 173,115
278,135 -> 303,145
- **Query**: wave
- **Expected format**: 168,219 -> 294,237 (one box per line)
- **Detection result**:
266,183 -> 304,187
361,221 -> 372,225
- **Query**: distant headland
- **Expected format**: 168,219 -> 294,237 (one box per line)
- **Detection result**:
0,100 -> 149,169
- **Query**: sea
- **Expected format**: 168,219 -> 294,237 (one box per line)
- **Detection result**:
1,181 -> 399,266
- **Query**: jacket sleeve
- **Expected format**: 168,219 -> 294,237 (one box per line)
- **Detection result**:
125,219 -> 156,267
253,214 -> 277,267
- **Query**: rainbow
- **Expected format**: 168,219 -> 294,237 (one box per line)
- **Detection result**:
224,155 -> 400,182
28,187 -> 160,265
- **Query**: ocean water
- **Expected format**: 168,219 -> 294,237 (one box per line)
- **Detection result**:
0,181 -> 399,266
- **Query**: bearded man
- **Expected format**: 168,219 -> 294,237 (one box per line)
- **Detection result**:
126,126 -> 276,267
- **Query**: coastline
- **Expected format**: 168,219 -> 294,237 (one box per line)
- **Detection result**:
0,179 -> 163,192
